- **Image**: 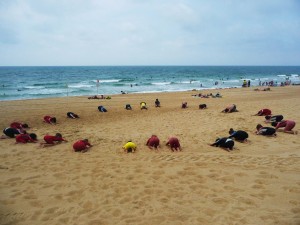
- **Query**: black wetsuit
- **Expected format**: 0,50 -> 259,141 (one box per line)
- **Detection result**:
229,130 -> 248,141
212,138 -> 234,150
3,127 -> 22,138
258,127 -> 276,136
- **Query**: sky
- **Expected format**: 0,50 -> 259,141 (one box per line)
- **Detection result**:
0,0 -> 300,66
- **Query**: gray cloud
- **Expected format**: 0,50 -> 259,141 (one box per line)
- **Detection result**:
0,0 -> 299,65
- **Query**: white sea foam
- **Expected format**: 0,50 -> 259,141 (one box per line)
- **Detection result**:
152,82 -> 172,85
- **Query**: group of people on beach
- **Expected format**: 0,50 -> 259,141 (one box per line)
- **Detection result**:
209,106 -> 297,151
1,95 -> 298,153
1,113 -> 92,153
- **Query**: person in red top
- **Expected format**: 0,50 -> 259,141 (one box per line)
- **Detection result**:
73,139 -> 92,153
146,135 -> 160,149
166,136 -> 181,151
253,108 -> 272,116
10,122 -> 29,130
43,116 -> 56,125
271,120 -> 297,134
40,133 -> 67,147
15,133 -> 37,144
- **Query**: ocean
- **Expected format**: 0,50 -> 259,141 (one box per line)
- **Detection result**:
0,66 -> 299,101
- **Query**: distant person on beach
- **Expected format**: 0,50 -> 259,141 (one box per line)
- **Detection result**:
88,95 -> 100,99
40,133 -> 68,147
228,128 -> 249,142
98,105 -> 107,112
43,116 -> 57,125
181,102 -> 188,109
255,124 -> 276,136
1,127 -> 24,139
221,104 -> 238,113
73,139 -> 92,153
265,115 -> 283,123
271,120 -> 297,134
248,80 -> 251,87
155,99 -> 160,107
140,102 -> 147,110
123,141 -> 137,153
67,112 -> 79,119
199,104 -> 207,109
253,109 -> 272,116
146,135 -> 160,149
125,104 -> 132,110
15,132 -> 37,144
166,136 -> 181,151
210,137 -> 234,151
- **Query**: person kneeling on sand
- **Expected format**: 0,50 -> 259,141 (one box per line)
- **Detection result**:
123,141 -> 137,153
44,116 -> 57,125
166,136 -> 181,151
271,120 -> 297,134
10,122 -> 29,130
210,137 -> 234,151
199,104 -> 207,109
125,104 -> 132,110
255,124 -> 276,136
264,115 -> 283,123
155,99 -> 160,107
98,105 -> 107,112
140,102 -> 147,110
1,127 -> 24,139
253,108 -> 272,116
228,128 -> 249,142
40,133 -> 68,147
146,135 -> 160,149
15,132 -> 37,144
67,112 -> 79,119
73,139 -> 92,153
221,104 -> 238,113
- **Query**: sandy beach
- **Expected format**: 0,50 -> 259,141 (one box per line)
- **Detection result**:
0,86 -> 300,225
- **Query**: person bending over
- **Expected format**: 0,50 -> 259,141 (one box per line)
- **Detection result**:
40,133 -> 68,147
255,124 -> 276,136
125,104 -> 132,110
166,136 -> 181,151
10,122 -> 29,130
15,132 -> 37,144
1,127 -> 23,139
210,137 -> 234,151
271,120 -> 297,134
221,104 -> 238,113
140,102 -> 147,110
67,112 -> 79,119
199,104 -> 207,109
44,116 -> 57,125
155,99 -> 160,107
98,105 -> 107,112
228,128 -> 249,142
253,108 -> 272,116
123,141 -> 137,153
264,115 -> 283,123
73,139 -> 92,153
181,102 -> 188,109
146,135 -> 160,149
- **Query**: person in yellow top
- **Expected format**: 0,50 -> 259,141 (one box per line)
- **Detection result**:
140,102 -> 147,110
122,141 -> 137,153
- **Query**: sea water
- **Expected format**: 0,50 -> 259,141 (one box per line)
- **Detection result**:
0,66 -> 299,101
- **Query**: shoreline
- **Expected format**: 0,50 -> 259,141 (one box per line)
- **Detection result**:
1,86 -> 300,225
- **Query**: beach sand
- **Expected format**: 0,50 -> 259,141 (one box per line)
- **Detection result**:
0,86 -> 300,225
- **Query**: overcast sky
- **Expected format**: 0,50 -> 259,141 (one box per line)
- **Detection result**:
0,0 -> 299,66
